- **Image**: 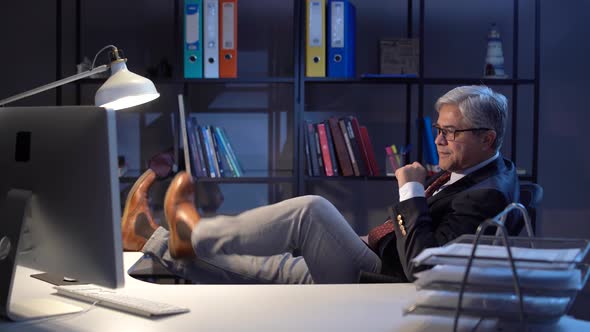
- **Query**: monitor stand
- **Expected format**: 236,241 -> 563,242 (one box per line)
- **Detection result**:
0,189 -> 83,321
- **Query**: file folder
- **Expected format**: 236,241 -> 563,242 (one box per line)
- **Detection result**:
219,0 -> 238,78
184,0 -> 203,78
305,0 -> 326,77
204,0 -> 219,78
327,0 -> 355,78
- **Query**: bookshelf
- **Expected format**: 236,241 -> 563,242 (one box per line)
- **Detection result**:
297,0 -> 539,232
61,0 -> 538,225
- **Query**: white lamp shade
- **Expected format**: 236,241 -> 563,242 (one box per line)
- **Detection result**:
95,61 -> 160,110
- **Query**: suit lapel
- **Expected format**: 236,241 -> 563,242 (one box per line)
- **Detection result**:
427,157 -> 507,206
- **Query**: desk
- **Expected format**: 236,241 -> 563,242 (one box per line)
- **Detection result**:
1,252 -> 589,332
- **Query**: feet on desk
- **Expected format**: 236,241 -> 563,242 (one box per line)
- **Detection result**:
164,171 -> 200,259
121,169 -> 159,251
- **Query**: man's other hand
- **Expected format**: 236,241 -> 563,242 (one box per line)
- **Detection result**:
395,162 -> 427,187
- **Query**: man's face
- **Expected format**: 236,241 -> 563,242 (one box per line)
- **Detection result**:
435,104 -> 495,172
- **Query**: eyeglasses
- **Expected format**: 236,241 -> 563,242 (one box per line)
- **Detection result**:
432,125 -> 492,141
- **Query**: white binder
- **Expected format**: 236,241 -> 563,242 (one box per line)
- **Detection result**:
204,0 -> 219,78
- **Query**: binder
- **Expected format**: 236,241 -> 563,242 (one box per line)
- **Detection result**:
327,0 -> 356,78
219,0 -> 238,78
305,0 -> 326,77
184,0 -> 203,78
203,0 -> 219,78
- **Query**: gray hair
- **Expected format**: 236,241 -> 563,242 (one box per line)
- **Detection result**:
435,85 -> 508,151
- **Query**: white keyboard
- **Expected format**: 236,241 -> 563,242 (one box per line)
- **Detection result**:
54,284 -> 190,317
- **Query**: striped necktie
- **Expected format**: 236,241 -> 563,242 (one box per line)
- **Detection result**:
425,171 -> 451,198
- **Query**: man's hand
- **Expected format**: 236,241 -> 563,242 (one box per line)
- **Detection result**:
395,162 -> 427,187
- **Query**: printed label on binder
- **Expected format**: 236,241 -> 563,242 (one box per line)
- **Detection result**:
309,1 -> 323,47
331,2 -> 344,48
222,3 -> 235,50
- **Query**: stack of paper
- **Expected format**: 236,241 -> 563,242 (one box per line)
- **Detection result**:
404,236 -> 590,323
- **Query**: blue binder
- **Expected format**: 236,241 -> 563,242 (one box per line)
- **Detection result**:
184,0 -> 203,78
327,0 -> 356,78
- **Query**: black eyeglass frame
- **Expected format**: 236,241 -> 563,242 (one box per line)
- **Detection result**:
431,125 -> 493,141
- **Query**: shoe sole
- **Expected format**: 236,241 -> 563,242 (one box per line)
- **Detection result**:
121,169 -> 155,251
164,172 -> 197,258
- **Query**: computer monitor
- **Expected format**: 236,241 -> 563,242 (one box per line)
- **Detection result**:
0,106 -> 125,308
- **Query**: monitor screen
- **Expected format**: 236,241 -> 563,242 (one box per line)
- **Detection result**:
0,106 -> 124,289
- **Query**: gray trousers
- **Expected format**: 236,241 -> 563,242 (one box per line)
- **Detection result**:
142,195 -> 382,284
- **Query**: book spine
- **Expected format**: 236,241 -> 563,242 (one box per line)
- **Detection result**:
328,117 -> 353,176
317,123 -> 334,176
303,123 -> 313,176
344,117 -> 367,176
210,126 -> 226,177
219,127 -> 244,176
360,126 -> 379,176
214,127 -> 237,177
339,118 -> 360,176
306,121 -> 320,176
191,118 -> 208,177
323,119 -> 339,176
313,124 -> 325,176
200,125 -> 217,177
206,126 -> 221,177
349,116 -> 372,176
186,118 -> 201,177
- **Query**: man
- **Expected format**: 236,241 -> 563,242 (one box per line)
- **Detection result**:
122,85 -> 518,284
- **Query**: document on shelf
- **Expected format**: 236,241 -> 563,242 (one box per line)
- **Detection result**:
412,243 -> 583,269
411,289 -> 571,319
414,264 -> 583,291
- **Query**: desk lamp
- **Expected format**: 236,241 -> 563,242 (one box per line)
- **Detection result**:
0,44 -> 160,109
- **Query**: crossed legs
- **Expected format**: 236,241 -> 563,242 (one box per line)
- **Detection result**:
121,171 -> 381,284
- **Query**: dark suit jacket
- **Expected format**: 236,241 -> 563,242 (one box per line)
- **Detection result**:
377,156 -> 519,282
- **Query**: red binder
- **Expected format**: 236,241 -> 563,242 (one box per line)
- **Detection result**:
219,0 -> 238,78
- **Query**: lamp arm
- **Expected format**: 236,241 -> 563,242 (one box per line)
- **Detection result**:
0,64 -> 109,106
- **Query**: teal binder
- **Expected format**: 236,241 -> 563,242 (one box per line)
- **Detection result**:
184,0 -> 203,78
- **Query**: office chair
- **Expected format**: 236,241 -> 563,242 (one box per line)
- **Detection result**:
505,182 -> 543,236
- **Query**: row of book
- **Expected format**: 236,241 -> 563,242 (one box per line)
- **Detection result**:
306,0 -> 356,78
184,0 -> 238,79
186,117 -> 244,178
304,116 -> 379,177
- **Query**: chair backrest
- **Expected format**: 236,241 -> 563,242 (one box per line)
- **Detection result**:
508,182 -> 543,236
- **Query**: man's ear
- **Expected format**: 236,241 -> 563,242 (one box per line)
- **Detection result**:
482,130 -> 497,150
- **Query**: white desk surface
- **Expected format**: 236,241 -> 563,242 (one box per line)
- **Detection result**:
1,252 -> 589,332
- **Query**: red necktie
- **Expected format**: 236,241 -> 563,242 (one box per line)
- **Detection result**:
424,171 -> 451,198
367,171 -> 451,251
367,217 -> 394,251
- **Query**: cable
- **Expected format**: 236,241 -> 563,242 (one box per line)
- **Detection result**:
91,45 -> 117,69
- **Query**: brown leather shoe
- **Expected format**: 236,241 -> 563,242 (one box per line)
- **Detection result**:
121,169 -> 159,251
164,171 -> 200,258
